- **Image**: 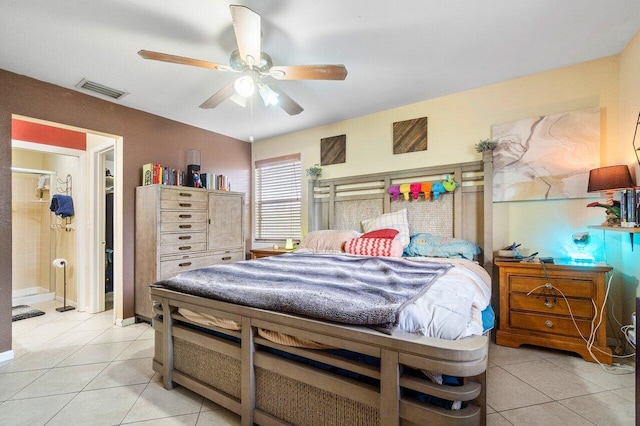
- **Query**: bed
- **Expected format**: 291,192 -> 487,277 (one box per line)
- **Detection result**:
150,154 -> 494,426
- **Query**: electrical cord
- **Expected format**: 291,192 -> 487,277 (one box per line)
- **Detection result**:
527,267 -> 634,374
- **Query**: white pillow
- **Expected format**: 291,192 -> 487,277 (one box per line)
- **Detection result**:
298,229 -> 362,252
361,209 -> 410,247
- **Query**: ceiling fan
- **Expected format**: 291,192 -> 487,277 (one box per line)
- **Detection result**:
139,4 -> 347,116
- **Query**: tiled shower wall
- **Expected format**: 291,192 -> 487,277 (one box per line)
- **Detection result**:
11,173 -> 51,294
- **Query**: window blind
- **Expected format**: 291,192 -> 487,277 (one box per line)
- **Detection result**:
255,154 -> 301,241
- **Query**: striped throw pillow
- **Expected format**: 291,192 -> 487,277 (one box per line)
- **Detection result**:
344,237 -> 403,257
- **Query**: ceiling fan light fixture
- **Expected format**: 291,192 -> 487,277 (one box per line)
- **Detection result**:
229,92 -> 248,107
259,83 -> 279,106
234,75 -> 255,97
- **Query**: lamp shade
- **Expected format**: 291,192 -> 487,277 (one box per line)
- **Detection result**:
587,165 -> 634,192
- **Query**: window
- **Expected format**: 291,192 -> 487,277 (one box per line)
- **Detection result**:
254,154 -> 301,241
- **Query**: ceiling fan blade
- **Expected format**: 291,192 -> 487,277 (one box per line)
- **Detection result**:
230,5 -> 261,66
199,81 -> 236,109
270,65 -> 348,81
138,50 -> 232,71
268,84 -> 304,115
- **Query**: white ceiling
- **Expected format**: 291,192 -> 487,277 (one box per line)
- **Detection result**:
1,1 -> 639,142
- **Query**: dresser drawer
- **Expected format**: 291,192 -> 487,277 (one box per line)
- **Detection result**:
160,221 -> 207,233
160,254 -> 219,278
509,293 -> 594,318
209,249 -> 244,264
510,312 -> 592,338
160,211 -> 207,225
160,242 -> 207,256
160,232 -> 207,246
161,199 -> 207,210
161,188 -> 208,203
509,275 -> 594,298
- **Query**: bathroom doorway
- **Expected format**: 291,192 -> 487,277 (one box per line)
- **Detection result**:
11,116 -> 124,320
11,144 -> 81,308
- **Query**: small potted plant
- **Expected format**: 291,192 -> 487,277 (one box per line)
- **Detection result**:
305,164 -> 322,180
474,139 -> 499,153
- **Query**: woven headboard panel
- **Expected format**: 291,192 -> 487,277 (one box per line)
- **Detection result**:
308,154 -> 494,267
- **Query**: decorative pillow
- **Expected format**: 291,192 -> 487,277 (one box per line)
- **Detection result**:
403,233 -> 481,260
361,209 -> 410,247
360,228 -> 399,239
298,229 -> 362,252
344,237 -> 404,257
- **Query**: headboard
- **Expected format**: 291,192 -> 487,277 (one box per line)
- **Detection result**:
308,152 -> 493,269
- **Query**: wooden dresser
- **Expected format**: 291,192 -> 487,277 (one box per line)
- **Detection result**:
495,260 -> 612,364
135,185 -> 245,320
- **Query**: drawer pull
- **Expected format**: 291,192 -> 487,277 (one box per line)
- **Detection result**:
544,301 -> 553,308
179,192 -> 193,197
179,224 -> 192,229
221,256 -> 232,261
179,203 -> 192,207
179,214 -> 192,219
545,320 -> 554,328
178,246 -> 192,251
178,236 -> 192,240
179,262 -> 192,267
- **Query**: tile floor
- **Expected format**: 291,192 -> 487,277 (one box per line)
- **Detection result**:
0,300 -> 635,425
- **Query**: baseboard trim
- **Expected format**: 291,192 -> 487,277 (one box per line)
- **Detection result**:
0,350 -> 15,363
116,317 -> 136,327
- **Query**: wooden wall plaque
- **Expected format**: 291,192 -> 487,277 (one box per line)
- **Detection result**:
393,117 -> 427,154
321,134 -> 346,165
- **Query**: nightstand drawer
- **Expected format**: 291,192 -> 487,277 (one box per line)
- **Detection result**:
510,312 -> 592,338
509,275 -> 594,298
509,293 -> 594,318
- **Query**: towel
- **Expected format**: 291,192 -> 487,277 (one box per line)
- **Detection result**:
50,194 -> 75,218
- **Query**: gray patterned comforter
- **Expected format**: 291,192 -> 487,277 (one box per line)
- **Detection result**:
155,253 -> 452,333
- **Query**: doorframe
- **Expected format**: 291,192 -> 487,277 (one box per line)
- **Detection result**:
88,140 -> 114,314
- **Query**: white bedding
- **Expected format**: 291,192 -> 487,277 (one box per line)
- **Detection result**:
399,257 -> 491,339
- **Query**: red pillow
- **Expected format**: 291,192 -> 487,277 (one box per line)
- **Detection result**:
360,228 -> 399,239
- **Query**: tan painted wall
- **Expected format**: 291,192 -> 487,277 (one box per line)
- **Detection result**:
254,48 -> 639,326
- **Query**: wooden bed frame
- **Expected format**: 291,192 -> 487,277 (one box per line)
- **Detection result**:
150,153 -> 494,426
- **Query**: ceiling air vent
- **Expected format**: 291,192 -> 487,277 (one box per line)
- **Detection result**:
75,79 -> 128,100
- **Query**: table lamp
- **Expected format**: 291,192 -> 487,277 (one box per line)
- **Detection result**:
285,239 -> 294,251
587,165 -> 634,204
587,165 -> 634,226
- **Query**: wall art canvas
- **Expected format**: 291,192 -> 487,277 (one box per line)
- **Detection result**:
393,117 -> 427,154
321,134 -> 346,165
491,107 -> 600,202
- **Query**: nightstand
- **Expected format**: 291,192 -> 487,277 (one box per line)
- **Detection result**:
495,260 -> 613,364
249,248 -> 289,259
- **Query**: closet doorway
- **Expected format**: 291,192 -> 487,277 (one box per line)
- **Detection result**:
89,141 -> 115,313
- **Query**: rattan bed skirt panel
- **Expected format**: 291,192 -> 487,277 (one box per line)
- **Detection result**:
173,337 -> 242,399
256,367 -> 380,426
